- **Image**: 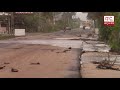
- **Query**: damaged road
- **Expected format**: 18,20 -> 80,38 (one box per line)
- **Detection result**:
80,34 -> 120,78
0,29 -> 84,78
0,28 -> 115,78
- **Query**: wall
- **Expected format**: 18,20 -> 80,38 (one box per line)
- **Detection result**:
0,24 -> 7,34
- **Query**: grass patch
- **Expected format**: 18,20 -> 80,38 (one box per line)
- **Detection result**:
0,34 -> 15,40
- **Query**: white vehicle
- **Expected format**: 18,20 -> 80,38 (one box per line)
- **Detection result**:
85,26 -> 90,29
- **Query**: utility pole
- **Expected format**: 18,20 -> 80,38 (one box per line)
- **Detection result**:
8,13 -> 11,34
38,12 -> 41,32
11,12 -> 14,35
53,12 -> 56,25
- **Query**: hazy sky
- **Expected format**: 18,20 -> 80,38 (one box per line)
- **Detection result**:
76,12 -> 88,21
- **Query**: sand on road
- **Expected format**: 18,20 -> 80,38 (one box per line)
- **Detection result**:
0,44 -> 80,78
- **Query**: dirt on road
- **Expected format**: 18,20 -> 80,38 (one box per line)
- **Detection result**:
0,44 -> 80,78
0,28 -> 91,78
10,29 -> 83,40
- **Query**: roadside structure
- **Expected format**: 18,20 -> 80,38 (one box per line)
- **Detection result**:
0,12 -> 11,34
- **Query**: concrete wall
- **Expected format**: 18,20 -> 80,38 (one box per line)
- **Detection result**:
15,29 -> 25,36
0,26 -> 7,34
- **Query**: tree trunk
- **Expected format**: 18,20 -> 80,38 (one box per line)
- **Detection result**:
92,19 -> 95,33
53,12 -> 56,25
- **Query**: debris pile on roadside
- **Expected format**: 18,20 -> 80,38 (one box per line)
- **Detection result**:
91,53 -> 120,71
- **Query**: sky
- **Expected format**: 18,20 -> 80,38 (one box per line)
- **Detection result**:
75,12 -> 88,21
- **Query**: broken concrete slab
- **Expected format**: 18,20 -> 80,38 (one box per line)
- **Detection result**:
84,41 -> 105,44
54,37 -> 81,40
82,41 -> 111,52
54,36 -> 98,41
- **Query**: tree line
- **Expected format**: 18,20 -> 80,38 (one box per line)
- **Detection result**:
87,12 -> 120,52
13,12 -> 80,33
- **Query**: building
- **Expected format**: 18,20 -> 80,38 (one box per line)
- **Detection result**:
0,12 -> 34,34
0,12 -> 11,34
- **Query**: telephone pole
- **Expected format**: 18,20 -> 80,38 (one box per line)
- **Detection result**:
11,12 -> 14,35
53,12 -> 56,25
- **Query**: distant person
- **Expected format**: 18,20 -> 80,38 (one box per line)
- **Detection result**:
64,27 -> 66,32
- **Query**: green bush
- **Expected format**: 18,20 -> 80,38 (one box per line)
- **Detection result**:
54,20 -> 64,30
98,12 -> 120,51
0,35 -> 15,40
109,30 -> 120,51
54,18 -> 80,30
14,13 -> 80,33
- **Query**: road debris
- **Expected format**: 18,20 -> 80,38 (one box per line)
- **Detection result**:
4,62 -> 10,64
0,66 -> 5,70
91,53 -> 120,71
68,47 -> 72,49
11,68 -> 19,72
30,62 -> 40,65
63,49 -> 70,53
51,49 -> 54,52
56,48 -> 71,53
